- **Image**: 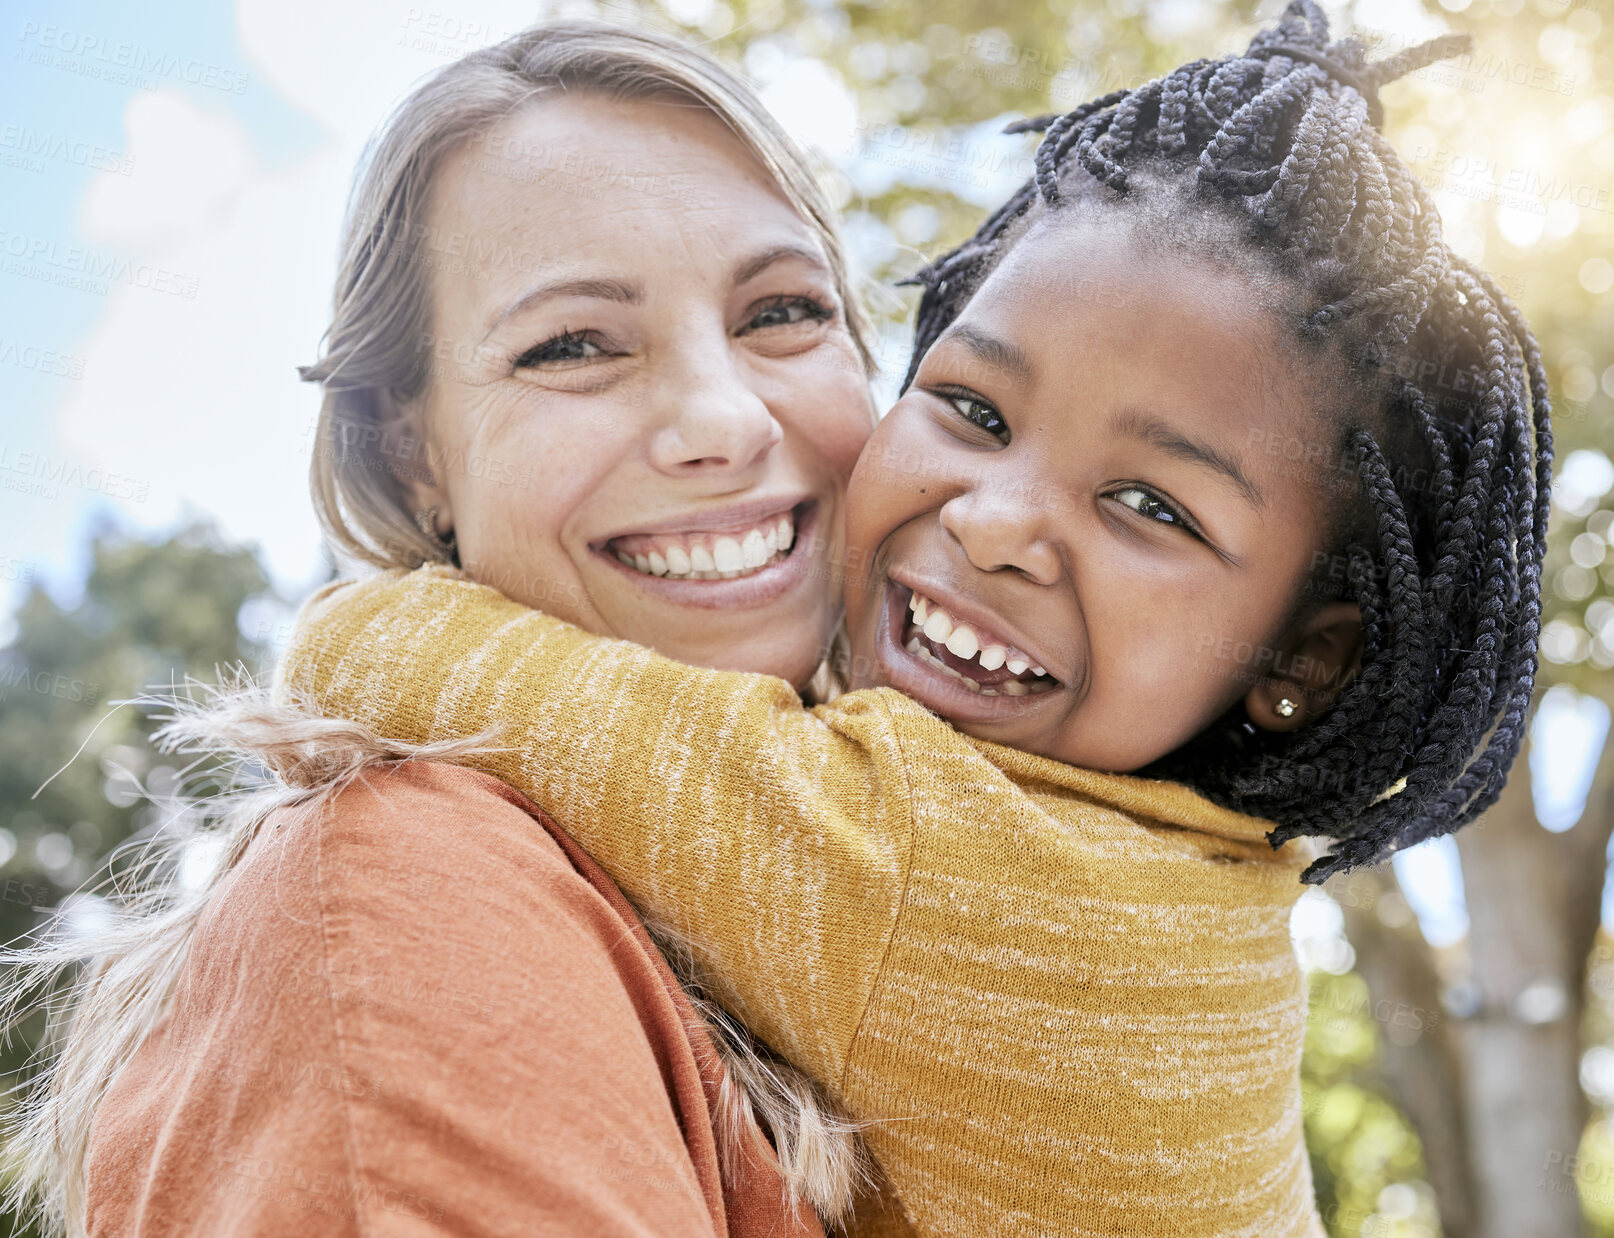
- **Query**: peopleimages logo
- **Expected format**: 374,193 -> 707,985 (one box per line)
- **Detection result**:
0,229 -> 200,299
0,124 -> 134,174
0,447 -> 149,503
15,22 -> 251,95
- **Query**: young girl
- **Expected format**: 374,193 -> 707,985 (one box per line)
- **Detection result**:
278,4 -> 1547,1235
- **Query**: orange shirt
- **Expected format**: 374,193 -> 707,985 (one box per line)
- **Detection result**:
84,760 -> 824,1237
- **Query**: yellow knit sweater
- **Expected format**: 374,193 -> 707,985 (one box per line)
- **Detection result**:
274,565 -> 1324,1238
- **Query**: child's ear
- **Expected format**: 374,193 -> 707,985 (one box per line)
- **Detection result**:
377,388 -> 453,540
1244,601 -> 1363,732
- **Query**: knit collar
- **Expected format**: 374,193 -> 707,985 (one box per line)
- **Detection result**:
965,723 -> 1301,855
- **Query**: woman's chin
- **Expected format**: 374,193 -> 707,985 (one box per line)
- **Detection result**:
651,631 -> 826,689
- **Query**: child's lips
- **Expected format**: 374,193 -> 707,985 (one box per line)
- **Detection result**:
899,589 -> 1058,696
874,576 -> 1067,721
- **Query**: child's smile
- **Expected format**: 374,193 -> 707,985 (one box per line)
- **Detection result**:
843,211 -> 1366,771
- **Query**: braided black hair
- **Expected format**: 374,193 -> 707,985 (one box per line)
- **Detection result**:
902,0 -> 1551,883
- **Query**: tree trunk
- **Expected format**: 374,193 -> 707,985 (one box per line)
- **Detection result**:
1455,742 -> 1614,1237
1333,866 -> 1477,1236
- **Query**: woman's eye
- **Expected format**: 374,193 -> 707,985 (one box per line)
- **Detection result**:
513,331 -> 606,368
1113,486 -> 1193,531
945,392 -> 1009,442
743,296 -> 831,331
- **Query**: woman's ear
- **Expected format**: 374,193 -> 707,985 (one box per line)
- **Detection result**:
1245,601 -> 1364,732
376,388 -> 453,540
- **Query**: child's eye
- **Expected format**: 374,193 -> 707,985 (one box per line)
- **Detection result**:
514,330 -> 608,368
1111,485 -> 1198,533
742,295 -> 833,332
940,389 -> 1010,442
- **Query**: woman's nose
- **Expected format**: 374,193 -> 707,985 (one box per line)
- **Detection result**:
647,349 -> 783,477
937,482 -> 1066,586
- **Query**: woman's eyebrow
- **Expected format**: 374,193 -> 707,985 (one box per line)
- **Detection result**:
730,243 -> 828,286
482,276 -> 644,338
1111,409 -> 1266,508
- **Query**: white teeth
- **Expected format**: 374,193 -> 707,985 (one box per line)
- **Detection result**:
944,623 -> 979,661
713,537 -> 744,573
741,530 -> 770,569
909,639 -> 984,692
906,593 -> 1055,688
613,511 -> 797,582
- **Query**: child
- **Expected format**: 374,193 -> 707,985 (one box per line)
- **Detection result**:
276,5 -> 1547,1235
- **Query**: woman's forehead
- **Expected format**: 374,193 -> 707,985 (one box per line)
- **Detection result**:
440,93 -> 789,223
423,94 -> 821,321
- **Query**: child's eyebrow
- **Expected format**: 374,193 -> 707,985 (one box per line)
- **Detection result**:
937,324 -> 1034,386
1111,409 -> 1266,509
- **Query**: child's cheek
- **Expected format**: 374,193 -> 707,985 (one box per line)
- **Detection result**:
840,413 -> 924,633
845,414 -> 934,561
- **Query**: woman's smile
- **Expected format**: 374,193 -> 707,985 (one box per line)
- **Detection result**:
590,497 -> 822,610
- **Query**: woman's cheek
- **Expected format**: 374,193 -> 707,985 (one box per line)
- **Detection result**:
800,346 -> 877,483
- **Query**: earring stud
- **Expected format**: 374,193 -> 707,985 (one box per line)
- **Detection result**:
414,506 -> 458,558
1274,697 -> 1298,718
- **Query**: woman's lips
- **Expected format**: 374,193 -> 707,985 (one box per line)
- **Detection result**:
592,501 -> 821,611
607,508 -> 797,580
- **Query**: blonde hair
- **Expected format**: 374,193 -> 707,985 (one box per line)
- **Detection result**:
0,23 -> 878,1236
302,19 -> 875,570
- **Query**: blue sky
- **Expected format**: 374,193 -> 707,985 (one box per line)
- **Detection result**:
0,0 -> 323,607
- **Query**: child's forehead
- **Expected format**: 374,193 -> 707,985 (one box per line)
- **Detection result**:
994,209 -> 1277,304
968,217 -> 1285,362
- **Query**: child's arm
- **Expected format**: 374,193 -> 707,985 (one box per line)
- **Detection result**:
272,565 -> 918,1091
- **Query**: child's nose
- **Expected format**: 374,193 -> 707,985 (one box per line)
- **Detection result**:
937,485 -> 1065,586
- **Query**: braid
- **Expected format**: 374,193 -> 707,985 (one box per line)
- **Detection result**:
902,0 -> 1550,882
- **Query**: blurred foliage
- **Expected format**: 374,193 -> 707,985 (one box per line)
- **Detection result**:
1303,970 -> 1444,1237
0,522 -> 274,1234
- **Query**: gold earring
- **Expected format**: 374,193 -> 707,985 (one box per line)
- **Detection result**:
414,506 -> 457,558
1274,697 -> 1298,718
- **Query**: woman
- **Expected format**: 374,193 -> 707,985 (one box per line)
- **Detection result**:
3,22 -> 907,1237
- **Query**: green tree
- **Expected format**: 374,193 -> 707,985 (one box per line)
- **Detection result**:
0,522 -> 278,1235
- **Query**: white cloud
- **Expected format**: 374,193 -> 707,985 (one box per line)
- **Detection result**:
51,0 -> 552,592
57,90 -> 343,588
79,92 -> 255,250
234,0 -> 555,145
